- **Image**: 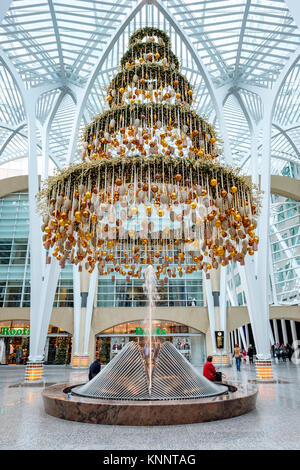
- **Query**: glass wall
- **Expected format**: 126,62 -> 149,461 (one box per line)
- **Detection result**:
0,191 -> 30,307
97,276 -> 204,307
0,191 -> 73,307
270,194 -> 300,304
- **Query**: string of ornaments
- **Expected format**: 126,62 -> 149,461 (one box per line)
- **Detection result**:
37,27 -> 261,284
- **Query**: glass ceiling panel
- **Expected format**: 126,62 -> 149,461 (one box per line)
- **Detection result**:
167,0 -> 300,87
0,0 -> 134,88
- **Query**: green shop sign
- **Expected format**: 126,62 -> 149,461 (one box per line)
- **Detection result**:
136,327 -> 166,336
0,327 -> 30,336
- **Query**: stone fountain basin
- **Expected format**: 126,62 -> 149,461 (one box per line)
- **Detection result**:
42,381 -> 258,425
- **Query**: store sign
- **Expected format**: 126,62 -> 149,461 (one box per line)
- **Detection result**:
215,330 -> 224,349
136,327 -> 166,336
0,327 -> 30,336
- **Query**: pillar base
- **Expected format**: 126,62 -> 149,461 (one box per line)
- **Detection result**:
212,354 -> 231,367
255,360 -> 274,381
72,355 -> 89,368
24,362 -> 44,383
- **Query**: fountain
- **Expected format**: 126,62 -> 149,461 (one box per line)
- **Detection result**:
142,264 -> 159,395
43,265 -> 257,423
71,267 -> 228,401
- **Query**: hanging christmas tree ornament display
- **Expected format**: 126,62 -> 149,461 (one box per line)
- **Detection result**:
37,27 -> 261,283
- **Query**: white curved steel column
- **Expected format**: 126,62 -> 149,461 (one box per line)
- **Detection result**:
83,268 -> 98,356
27,100 -> 43,362
203,275 -> 217,354
35,251 -> 61,360
219,265 -> 227,353
72,265 -> 81,357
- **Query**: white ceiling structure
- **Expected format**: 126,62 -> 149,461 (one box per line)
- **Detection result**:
0,0 -> 299,304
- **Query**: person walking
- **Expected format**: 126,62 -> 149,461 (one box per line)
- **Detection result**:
247,344 -> 254,364
286,343 -> 293,362
242,348 -> 247,362
280,344 -> 287,362
271,344 -> 275,358
274,343 -> 280,362
233,344 -> 242,371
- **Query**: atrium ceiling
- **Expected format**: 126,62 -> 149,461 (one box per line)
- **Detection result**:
0,0 -> 299,304
0,0 -> 299,176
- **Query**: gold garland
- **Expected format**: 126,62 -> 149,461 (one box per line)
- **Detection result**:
84,103 -> 218,150
121,42 -> 179,70
107,64 -> 193,107
37,154 -> 262,213
129,27 -> 171,47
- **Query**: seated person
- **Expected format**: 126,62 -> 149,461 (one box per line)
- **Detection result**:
203,356 -> 216,381
88,358 -> 101,380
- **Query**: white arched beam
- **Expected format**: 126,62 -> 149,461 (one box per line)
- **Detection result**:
246,48 -> 300,359
0,121 -> 26,156
0,0 -> 13,23
0,54 -> 62,366
48,0 -> 66,84
41,88 -> 77,176
272,123 -> 300,160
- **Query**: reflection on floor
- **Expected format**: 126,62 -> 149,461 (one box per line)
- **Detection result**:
0,361 -> 300,450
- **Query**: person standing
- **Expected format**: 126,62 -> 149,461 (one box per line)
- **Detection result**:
247,344 -> 254,364
233,344 -> 242,371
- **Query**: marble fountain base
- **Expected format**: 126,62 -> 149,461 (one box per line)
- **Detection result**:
42,382 -> 258,425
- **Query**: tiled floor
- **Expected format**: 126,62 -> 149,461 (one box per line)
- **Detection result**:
0,361 -> 299,450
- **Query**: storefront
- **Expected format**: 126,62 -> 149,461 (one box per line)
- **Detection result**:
0,321 -> 72,365
95,320 -> 206,366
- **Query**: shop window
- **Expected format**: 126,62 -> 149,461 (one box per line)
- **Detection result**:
96,320 -> 205,365
0,321 -> 30,364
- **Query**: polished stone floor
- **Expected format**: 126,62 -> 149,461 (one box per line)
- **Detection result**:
0,360 -> 299,450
